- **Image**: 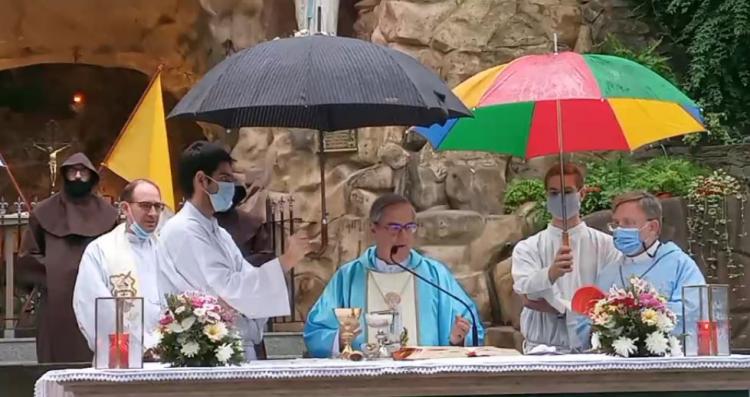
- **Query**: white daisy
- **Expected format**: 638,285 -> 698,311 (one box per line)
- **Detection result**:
640,309 -> 658,326
203,322 -> 228,342
669,336 -> 683,357
168,322 -> 184,333
591,332 -> 602,350
645,332 -> 669,355
153,329 -> 163,345
180,316 -> 196,330
215,343 -> 234,363
612,337 -> 637,357
655,312 -> 674,332
180,341 -> 200,357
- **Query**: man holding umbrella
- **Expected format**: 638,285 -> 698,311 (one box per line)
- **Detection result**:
157,141 -> 312,360
512,163 -> 621,354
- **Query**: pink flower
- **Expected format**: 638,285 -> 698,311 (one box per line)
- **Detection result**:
191,296 -> 206,308
639,293 -> 666,310
159,313 -> 174,326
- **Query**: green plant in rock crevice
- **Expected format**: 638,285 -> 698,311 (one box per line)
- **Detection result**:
686,169 -> 747,283
503,178 -> 549,230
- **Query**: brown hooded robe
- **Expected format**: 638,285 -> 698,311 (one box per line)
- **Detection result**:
215,208 -> 275,266
17,153 -> 118,363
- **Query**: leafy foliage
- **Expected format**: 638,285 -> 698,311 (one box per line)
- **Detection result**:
506,157 -> 708,221
503,178 -> 550,229
682,112 -> 739,146
581,156 -> 708,214
598,34 -> 676,83
686,169 -> 747,282
632,0 -> 750,139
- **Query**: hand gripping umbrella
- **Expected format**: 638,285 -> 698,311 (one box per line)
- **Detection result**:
416,43 -> 705,245
169,34 -> 471,254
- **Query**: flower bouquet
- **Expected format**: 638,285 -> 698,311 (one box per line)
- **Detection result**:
155,292 -> 244,367
582,277 -> 682,357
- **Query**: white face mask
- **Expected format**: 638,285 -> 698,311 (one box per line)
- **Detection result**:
204,176 -> 235,212
547,191 -> 581,220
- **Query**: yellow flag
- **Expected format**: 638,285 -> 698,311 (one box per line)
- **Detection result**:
103,69 -> 175,210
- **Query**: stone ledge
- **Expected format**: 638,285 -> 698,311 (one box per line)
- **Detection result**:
0,334 -> 307,363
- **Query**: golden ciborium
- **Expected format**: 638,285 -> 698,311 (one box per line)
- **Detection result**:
334,307 -> 364,361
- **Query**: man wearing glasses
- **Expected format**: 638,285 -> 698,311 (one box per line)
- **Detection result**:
73,179 -> 165,357
304,193 -> 484,358
575,191 -> 705,349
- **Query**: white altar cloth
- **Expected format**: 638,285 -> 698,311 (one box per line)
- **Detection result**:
35,354 -> 750,397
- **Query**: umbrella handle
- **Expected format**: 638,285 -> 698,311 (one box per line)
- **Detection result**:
309,217 -> 329,258
562,230 -> 570,247
309,130 -> 329,258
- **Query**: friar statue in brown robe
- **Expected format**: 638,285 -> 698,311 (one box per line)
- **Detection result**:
17,153 -> 119,363
215,180 -> 276,359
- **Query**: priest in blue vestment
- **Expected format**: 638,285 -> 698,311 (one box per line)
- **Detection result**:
576,191 -> 705,348
304,193 -> 485,358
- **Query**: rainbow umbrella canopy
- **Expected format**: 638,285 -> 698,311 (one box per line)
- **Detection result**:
415,52 -> 706,158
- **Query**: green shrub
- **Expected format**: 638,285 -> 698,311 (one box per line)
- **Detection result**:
504,156 -> 708,222
503,178 -> 549,229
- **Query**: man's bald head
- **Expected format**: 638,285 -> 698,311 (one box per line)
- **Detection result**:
120,179 -> 163,233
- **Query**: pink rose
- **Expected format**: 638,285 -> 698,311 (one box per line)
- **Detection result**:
159,313 -> 174,326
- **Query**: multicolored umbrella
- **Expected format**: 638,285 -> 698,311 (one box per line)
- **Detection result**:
416,52 -> 705,159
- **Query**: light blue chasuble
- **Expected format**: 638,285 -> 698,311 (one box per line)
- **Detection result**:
303,246 -> 485,358
575,241 -> 706,349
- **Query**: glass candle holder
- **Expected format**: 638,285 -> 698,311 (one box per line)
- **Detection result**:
682,284 -> 730,356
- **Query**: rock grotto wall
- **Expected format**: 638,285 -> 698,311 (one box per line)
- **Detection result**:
0,0 -> 665,345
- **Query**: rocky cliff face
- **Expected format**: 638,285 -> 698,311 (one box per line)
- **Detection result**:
228,0 -> 656,329
0,0 -> 656,336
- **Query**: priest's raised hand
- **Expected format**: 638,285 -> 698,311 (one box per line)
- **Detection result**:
449,315 -> 471,346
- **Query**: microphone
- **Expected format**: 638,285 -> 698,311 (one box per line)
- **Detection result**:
388,245 -> 479,347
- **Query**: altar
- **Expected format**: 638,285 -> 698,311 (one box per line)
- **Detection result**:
35,354 -> 750,397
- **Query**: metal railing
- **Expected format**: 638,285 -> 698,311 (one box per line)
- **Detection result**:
0,195 -> 303,339
266,195 -> 301,328
0,198 -> 33,339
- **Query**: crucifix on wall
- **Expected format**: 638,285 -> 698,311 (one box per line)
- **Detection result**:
32,120 -> 72,195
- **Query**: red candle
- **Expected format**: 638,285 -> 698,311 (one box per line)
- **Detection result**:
108,333 -> 130,368
697,321 -> 717,356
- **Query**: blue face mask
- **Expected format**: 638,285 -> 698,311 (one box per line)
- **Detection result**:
613,227 -> 645,256
205,177 -> 235,213
129,221 -> 152,241
547,192 -> 581,220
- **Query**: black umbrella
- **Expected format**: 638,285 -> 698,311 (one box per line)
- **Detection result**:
168,35 -> 470,130
169,34 -> 471,254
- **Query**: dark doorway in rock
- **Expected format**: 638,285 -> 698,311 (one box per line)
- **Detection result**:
0,63 -> 203,205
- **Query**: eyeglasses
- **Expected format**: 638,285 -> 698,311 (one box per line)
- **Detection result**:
379,222 -> 418,235
130,201 -> 165,213
606,219 -> 656,232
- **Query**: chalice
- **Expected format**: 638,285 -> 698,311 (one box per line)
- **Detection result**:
334,307 -> 364,361
365,313 -> 392,359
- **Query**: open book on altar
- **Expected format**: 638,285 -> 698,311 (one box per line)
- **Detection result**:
393,346 -> 521,360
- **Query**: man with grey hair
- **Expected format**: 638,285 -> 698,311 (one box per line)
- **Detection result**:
304,193 -> 484,358
575,191 -> 705,349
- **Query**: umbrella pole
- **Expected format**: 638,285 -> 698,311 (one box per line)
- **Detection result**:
555,98 -> 569,247
315,130 -> 329,256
